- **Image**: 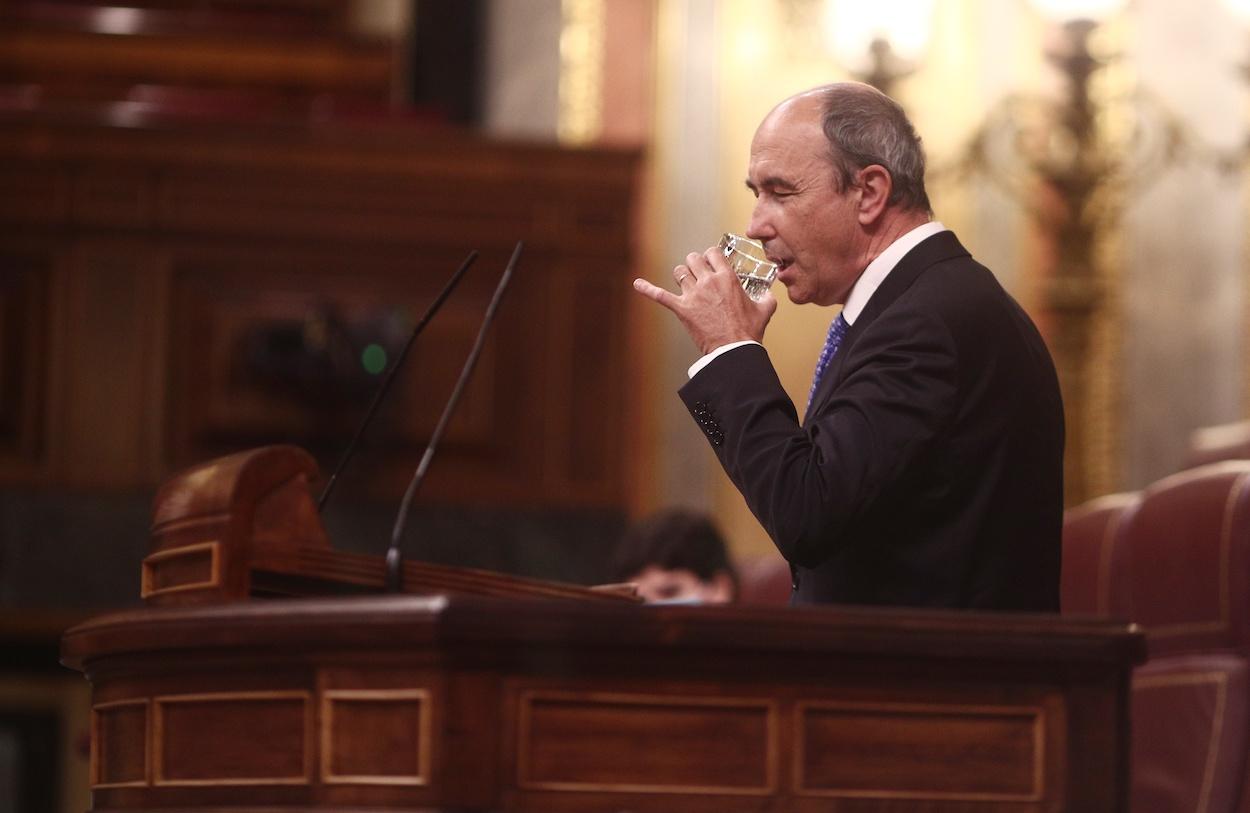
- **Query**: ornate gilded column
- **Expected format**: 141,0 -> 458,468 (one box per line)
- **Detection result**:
1034,19 -> 1113,505
558,0 -> 606,144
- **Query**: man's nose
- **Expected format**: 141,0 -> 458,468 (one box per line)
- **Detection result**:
745,206 -> 774,242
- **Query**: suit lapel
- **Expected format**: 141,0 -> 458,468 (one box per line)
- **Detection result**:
802,231 -> 971,424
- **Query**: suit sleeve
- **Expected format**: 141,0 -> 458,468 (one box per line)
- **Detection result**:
679,305 -> 960,568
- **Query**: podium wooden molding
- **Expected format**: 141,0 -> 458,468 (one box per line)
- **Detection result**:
139,444 -> 635,605
63,595 -> 1144,812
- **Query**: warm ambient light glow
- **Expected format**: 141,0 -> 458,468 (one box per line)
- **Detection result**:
823,0 -> 936,74
1028,0 -> 1129,23
89,7 -> 143,35
1222,0 -> 1250,23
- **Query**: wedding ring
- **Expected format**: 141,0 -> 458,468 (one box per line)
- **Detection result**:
676,273 -> 689,284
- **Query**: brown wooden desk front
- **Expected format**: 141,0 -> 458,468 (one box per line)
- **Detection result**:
62,595 -> 1142,812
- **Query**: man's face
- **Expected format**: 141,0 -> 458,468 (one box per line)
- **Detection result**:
628,565 -> 733,604
745,98 -> 867,307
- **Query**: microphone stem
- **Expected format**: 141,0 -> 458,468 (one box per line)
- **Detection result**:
386,241 -> 523,593
318,250 -> 478,512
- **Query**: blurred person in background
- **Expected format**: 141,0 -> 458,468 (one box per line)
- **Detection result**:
611,509 -> 738,604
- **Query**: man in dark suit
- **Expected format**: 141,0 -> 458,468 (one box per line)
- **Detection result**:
633,83 -> 1064,611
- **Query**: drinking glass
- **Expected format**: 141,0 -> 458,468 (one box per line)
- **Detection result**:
719,233 -> 778,301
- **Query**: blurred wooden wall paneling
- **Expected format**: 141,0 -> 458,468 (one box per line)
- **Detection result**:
0,112 -> 641,511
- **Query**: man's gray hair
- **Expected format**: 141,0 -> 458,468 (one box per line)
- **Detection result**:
818,83 -> 931,214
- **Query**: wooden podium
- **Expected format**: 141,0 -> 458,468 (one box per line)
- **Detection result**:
61,448 -> 1146,812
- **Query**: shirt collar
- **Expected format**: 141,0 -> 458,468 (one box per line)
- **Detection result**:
841,221 -> 948,325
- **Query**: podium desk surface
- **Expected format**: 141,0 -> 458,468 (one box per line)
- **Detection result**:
63,594 -> 1143,668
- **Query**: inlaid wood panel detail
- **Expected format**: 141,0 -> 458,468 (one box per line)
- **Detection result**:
141,540 -> 221,599
517,690 -> 777,795
0,167 -> 69,223
153,691 -> 311,786
92,699 -> 149,789
795,701 -> 1044,801
0,253 -> 49,466
321,689 -> 431,786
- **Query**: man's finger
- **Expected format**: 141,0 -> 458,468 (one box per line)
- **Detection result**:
633,278 -> 680,310
703,245 -> 733,275
756,288 -> 779,319
686,251 -> 715,276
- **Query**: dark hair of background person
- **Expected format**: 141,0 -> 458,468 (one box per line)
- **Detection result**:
610,508 -> 739,591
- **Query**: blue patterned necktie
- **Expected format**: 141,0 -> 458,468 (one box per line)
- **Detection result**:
807,311 -> 849,411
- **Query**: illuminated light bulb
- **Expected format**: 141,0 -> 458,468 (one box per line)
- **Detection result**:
1222,0 -> 1250,23
823,0 -> 936,76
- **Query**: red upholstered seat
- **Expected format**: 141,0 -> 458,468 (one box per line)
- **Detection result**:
1112,461 -> 1250,813
1061,492 -> 1138,616
1116,462 -> 1250,656
1132,656 -> 1248,813
735,553 -> 792,606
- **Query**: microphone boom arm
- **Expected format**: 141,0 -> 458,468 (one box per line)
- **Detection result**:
317,250 -> 479,511
386,241 -> 524,592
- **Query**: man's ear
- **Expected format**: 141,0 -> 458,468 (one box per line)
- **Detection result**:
855,165 -> 892,225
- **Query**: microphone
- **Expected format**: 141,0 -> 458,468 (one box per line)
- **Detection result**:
385,241 -> 524,592
317,250 -> 479,512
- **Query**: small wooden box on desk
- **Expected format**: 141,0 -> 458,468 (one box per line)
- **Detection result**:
62,446 -> 1145,812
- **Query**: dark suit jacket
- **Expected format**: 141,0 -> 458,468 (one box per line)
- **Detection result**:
680,231 -> 1064,611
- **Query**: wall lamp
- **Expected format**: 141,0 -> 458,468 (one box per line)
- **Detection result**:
821,0 -> 936,97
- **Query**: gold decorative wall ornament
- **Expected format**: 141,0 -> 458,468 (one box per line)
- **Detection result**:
934,16 -> 1215,504
559,0 -> 607,145
778,0 -> 934,96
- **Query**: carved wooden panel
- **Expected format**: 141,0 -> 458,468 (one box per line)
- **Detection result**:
153,692 -> 311,786
55,241 -> 167,487
92,700 -> 148,789
0,111 -> 639,507
517,690 -> 777,795
0,167 -> 70,224
795,701 -> 1044,801
0,249 -> 49,471
141,541 -> 222,600
73,167 -> 157,229
322,690 -> 431,786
